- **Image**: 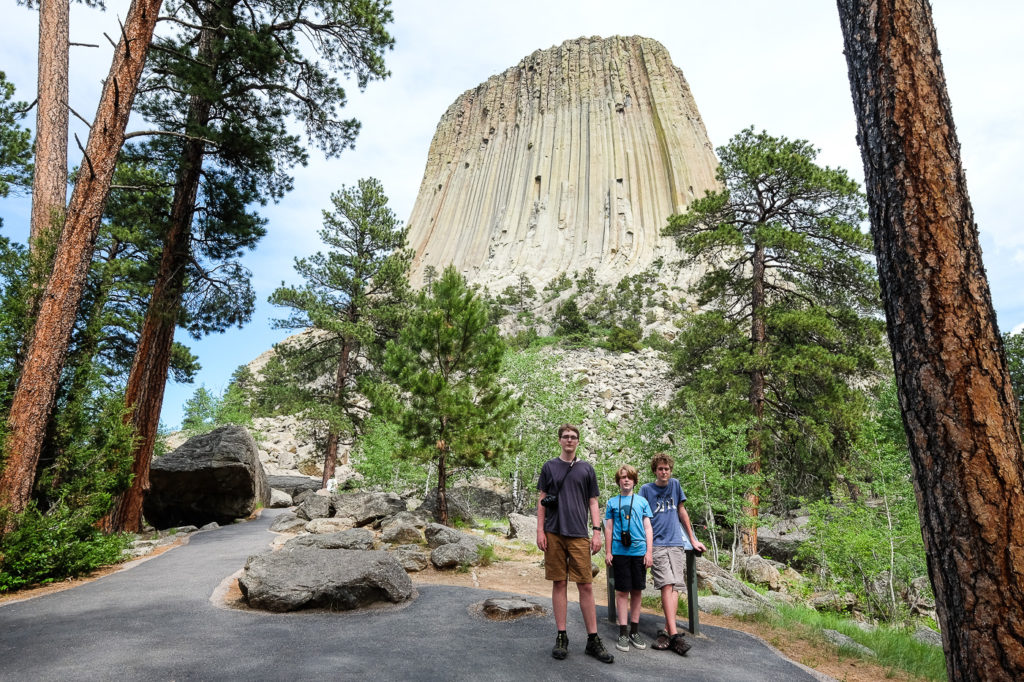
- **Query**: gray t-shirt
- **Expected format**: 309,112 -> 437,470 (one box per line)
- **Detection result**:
537,457 -> 599,538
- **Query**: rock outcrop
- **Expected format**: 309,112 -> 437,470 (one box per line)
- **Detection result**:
406,35 -> 720,291
144,425 -> 270,528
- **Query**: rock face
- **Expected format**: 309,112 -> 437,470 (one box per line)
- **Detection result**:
406,35 -> 720,291
145,426 -> 270,528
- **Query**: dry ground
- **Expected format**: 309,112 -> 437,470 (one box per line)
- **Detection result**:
1,532 -> 929,682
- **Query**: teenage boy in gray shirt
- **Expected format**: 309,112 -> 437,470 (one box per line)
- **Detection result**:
537,423 -> 613,664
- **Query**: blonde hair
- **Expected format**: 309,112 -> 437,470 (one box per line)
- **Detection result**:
615,464 -> 639,485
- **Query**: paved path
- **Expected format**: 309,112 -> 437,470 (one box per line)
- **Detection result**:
0,510 -> 826,681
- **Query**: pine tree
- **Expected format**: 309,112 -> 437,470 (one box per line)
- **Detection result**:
104,0 -> 395,531
663,127 -> 886,554
266,177 -> 411,487
839,1 -> 1024,674
383,266 -> 521,525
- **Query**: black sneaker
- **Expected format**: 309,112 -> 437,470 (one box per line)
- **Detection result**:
552,632 -> 568,660
585,635 -> 614,664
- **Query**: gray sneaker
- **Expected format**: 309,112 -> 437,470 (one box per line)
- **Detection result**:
628,632 -> 647,650
615,634 -> 629,652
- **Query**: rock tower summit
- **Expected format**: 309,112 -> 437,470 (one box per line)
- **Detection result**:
406,35 -> 720,290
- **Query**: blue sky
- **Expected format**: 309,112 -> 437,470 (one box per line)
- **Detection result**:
2,0 -> 1023,429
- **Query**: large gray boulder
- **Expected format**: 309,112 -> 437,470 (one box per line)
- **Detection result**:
418,489 -> 473,524
757,513 -> 812,566
451,481 -> 513,519
431,541 -> 483,569
266,475 -> 321,498
144,426 -> 270,528
295,493 -> 331,520
425,523 -> 483,549
331,492 -> 406,526
695,557 -> 773,609
507,513 -> 538,540
239,547 -> 413,612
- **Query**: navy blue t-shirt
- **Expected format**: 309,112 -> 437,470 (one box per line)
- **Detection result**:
538,457 -> 599,538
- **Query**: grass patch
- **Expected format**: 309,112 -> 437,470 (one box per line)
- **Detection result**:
746,603 -> 947,681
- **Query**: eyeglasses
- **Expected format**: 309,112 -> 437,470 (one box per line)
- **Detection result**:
560,435 -> 579,441
656,467 -> 672,472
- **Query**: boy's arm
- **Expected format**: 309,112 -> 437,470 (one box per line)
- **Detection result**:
642,516 -> 654,567
604,517 -> 614,565
677,502 -> 707,553
536,492 -> 547,551
589,496 -> 603,554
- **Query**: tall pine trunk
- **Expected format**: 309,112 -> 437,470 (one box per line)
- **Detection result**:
0,0 -> 163,531
102,20 -> 220,533
29,0 -> 69,249
321,338 -> 353,488
742,241 -> 767,555
838,1 -> 1024,677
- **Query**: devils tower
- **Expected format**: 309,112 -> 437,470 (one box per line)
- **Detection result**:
406,35 -> 720,290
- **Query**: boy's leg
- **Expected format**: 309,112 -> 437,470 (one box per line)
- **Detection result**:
577,581 -> 598,633
615,590 -> 629,626
661,584 -> 679,635
629,589 -> 644,625
552,580 -> 568,629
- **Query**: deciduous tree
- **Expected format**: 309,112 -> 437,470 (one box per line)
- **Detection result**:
838,0 -> 1024,676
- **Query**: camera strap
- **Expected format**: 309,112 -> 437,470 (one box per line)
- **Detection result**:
618,493 -> 635,525
550,456 -> 575,497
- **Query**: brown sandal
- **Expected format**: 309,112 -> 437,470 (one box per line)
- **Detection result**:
669,633 -> 691,656
652,630 -> 671,650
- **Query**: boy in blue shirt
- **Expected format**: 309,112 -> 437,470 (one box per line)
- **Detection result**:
639,452 -> 706,656
604,464 -> 654,652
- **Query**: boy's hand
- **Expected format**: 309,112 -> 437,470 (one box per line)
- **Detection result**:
605,551 -> 613,565
590,533 -> 601,555
537,529 -> 547,552
644,551 -> 653,568
692,539 -> 707,553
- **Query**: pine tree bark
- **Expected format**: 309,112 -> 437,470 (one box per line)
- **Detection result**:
321,338 -> 353,488
838,1 -> 1024,678
742,241 -> 767,555
29,0 -> 69,249
0,0 -> 163,531
102,19 -> 220,532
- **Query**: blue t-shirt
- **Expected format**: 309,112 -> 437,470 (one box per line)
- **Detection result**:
639,478 -> 691,548
604,493 -> 652,556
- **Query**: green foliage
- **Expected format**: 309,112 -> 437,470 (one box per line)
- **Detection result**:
351,412 -> 424,490
0,503 -> 131,592
496,273 -> 538,314
798,381 -> 927,621
663,127 -> 886,503
753,603 -> 947,681
0,71 -> 32,200
1,392 -> 136,592
383,266 -> 522,518
603,321 -> 642,353
542,272 -> 572,301
483,348 -> 586,512
0,236 -> 30,401
553,297 -> 589,340
262,178 -> 411,466
1002,330 -> 1024,430
180,374 -> 254,436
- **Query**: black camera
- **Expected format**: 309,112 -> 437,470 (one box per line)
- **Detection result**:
620,530 -> 632,547
541,494 -> 558,510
